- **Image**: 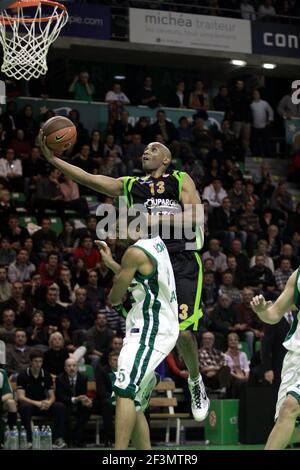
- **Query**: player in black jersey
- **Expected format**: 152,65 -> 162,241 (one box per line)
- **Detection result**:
40,137 -> 210,422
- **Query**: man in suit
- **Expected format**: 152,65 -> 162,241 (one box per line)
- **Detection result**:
168,81 -> 188,108
56,357 -> 92,447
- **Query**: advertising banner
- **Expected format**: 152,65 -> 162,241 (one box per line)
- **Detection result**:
252,21 -> 300,59
129,8 -> 251,54
61,3 -> 111,40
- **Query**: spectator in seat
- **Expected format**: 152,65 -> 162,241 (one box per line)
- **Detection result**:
22,146 -> 46,197
238,201 -> 261,256
149,109 -> 179,146
224,332 -> 249,398
202,178 -> 227,210
68,71 -> 94,102
202,271 -> 219,314
133,116 -> 150,145
125,134 -> 146,176
57,267 -> 75,306
102,335 -> 123,367
226,254 -> 247,289
6,328 -> 31,379
105,83 -> 130,106
11,128 -> 32,159
43,331 -> 69,377
274,258 -> 293,293
74,237 -> 101,271
138,76 -> 160,109
0,238 -> 16,268
72,144 -> 97,175
38,252 -> 61,287
4,214 -> 29,251
0,308 -> 16,345
210,294 -> 245,348
86,312 -> 115,371
25,309 -> 49,350
1,281 -> 31,328
228,179 -> 247,214
211,197 -> 243,251
55,357 -> 92,447
69,287 -> 97,335
59,175 -> 88,217
17,349 -> 66,449
213,86 -> 232,119
249,239 -> 275,273
219,271 -> 242,304
0,148 -> 23,191
236,287 -> 264,358
32,217 -> 58,257
229,238 -> 249,274
188,80 -> 209,112
199,332 -> 231,391
269,182 -> 293,216
240,0 -> 256,20
58,220 -> 77,262
0,188 -> 15,224
89,130 -> 104,162
38,285 -> 66,327
258,0 -> 276,19
275,243 -> 299,270
247,254 -> 276,298
202,238 -> 228,273
0,266 -> 12,303
168,80 -> 188,109
84,270 -> 105,311
8,249 -> 35,283
59,315 -> 77,354
35,168 -> 65,221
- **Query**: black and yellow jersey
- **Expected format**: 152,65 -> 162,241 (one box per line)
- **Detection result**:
123,170 -> 203,253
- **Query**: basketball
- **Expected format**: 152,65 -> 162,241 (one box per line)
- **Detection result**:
42,116 -> 77,154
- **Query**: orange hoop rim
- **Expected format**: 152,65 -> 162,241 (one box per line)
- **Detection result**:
0,0 -> 67,24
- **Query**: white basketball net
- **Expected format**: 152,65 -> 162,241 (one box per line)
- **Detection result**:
0,2 -> 68,80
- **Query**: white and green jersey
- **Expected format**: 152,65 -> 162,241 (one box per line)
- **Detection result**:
283,266 -> 300,353
124,236 -> 179,355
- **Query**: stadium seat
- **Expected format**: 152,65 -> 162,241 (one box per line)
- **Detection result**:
11,192 -> 27,213
79,364 -> 95,381
19,215 -> 38,228
239,341 -> 250,360
50,217 -> 63,235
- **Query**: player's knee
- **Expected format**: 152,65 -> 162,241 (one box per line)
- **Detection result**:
279,396 -> 300,421
6,398 -> 17,413
178,330 -> 192,344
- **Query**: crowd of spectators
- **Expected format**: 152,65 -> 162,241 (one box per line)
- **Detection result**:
0,69 -> 299,446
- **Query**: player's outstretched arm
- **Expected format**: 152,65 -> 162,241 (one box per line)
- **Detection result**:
39,133 -> 124,197
250,270 -> 297,324
181,173 -> 203,225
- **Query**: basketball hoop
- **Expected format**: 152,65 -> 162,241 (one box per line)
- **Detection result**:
0,0 -> 68,80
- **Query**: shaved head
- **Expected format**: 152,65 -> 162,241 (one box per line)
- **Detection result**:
142,141 -> 172,174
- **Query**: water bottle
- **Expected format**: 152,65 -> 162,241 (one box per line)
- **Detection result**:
179,425 -> 186,445
40,426 -> 46,450
46,426 -> 52,450
19,426 -> 28,450
32,426 -> 40,450
3,426 -> 10,450
10,426 -> 19,450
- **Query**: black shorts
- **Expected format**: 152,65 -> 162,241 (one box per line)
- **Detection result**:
169,251 -> 203,332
